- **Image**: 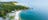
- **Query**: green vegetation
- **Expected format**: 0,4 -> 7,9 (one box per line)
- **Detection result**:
0,1 -> 29,20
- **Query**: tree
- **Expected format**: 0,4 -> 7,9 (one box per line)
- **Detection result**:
0,1 -> 29,20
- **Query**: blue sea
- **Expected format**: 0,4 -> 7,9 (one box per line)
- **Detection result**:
0,9 -> 48,20
19,9 -> 48,20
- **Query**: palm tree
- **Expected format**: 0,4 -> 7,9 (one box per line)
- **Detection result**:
0,2 -> 29,20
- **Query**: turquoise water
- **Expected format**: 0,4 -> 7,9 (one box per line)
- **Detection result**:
19,9 -> 48,20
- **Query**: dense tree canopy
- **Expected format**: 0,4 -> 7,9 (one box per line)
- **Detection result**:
0,2 -> 29,18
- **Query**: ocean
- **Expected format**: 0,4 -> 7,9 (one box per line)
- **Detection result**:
19,9 -> 48,20
0,9 -> 48,20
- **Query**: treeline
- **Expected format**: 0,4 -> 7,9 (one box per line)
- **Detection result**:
0,1 -> 29,20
